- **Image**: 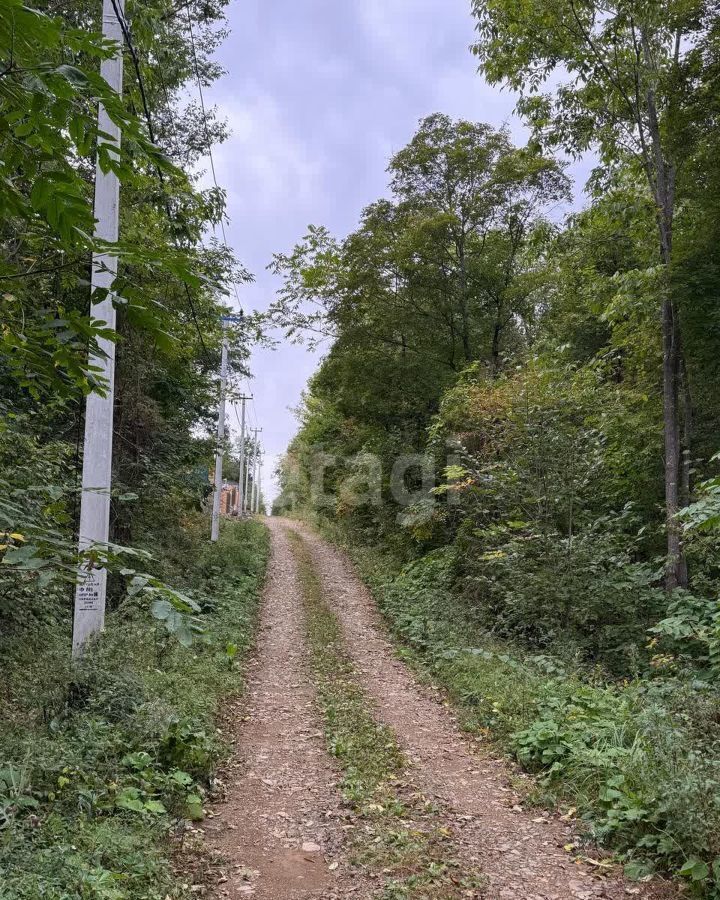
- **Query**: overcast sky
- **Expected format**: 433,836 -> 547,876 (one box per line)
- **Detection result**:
205,0 -> 580,504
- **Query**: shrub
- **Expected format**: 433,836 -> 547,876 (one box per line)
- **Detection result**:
0,518 -> 269,899
346,537 -> 720,897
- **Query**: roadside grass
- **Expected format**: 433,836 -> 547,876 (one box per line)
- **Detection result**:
327,536 -> 720,897
287,530 -> 484,899
0,517 -> 269,900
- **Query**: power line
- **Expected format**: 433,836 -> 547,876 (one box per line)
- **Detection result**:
232,402 -> 247,441
109,0 -> 211,360
117,1 -> 254,441
235,374 -> 257,430
109,0 -> 157,146
183,4 -> 244,315
179,15 -> 265,504
183,7 -> 220,210
248,385 -> 258,431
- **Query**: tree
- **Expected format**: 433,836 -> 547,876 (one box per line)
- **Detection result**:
270,117 -> 568,539
269,115 -> 567,377
389,114 -> 568,368
0,0 -> 252,589
471,0 -> 716,588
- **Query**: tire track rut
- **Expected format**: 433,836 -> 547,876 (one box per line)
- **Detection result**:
205,520 -> 364,899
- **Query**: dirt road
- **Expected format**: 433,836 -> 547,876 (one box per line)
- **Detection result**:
204,522 -> 362,899
205,518 -> 671,900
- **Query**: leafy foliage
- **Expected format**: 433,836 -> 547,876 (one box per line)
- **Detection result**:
341,538 -> 720,894
0,1 -> 265,895
273,17 -> 720,891
0,519 -> 269,898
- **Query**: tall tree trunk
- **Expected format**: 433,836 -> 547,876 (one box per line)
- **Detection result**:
491,293 -> 504,376
656,183 -> 686,591
491,320 -> 502,375
662,288 -> 683,592
657,206 -> 688,590
456,238 -> 471,361
677,347 -> 693,587
679,350 -> 693,511
641,42 -> 687,591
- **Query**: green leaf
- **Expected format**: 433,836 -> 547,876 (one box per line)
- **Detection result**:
115,788 -> 145,813
121,752 -> 153,770
624,860 -> 655,881
679,858 -> 709,882
2,544 -> 40,565
143,799 -> 166,815
170,770 -> 194,786
151,598 -> 173,621
175,624 -> 194,648
185,794 -> 204,821
54,64 -> 90,86
128,574 -> 150,597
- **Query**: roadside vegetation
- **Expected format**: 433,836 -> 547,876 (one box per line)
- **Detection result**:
0,2 -> 265,897
339,537 -> 719,891
273,5 -> 720,894
0,519 -> 268,899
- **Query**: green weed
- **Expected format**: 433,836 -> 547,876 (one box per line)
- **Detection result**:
0,517 -> 269,899
337,535 -> 720,897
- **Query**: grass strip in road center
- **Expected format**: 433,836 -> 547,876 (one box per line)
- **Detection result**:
287,529 -> 484,900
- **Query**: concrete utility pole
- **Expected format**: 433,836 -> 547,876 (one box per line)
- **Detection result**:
243,439 -> 251,516
256,455 -> 263,514
236,395 -> 252,515
253,448 -> 260,515
210,330 -> 228,541
211,315 -> 242,540
211,320 -> 233,541
250,427 -> 262,516
72,0 -> 125,658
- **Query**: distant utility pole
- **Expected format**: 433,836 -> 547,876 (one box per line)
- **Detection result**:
243,438 -> 251,516
210,328 -> 228,542
211,316 -> 242,542
236,395 -> 252,516
256,455 -> 263,514
250,427 -> 262,516
72,0 -> 125,658
253,450 -> 260,514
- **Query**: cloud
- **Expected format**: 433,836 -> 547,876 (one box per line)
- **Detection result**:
202,0 -> 589,503
214,90 -> 326,216
357,0 -> 464,73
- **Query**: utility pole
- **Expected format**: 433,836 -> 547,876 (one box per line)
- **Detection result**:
72,0 -> 125,658
210,315 -> 241,541
210,326 -> 229,542
243,439 -> 251,516
250,428 -> 262,516
256,455 -> 263,515
236,395 -> 252,515
254,446 -> 263,514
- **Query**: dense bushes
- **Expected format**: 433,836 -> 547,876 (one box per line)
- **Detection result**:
0,519 -> 268,900
344,541 -> 720,894
0,2 -> 264,896
456,518 -> 665,671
